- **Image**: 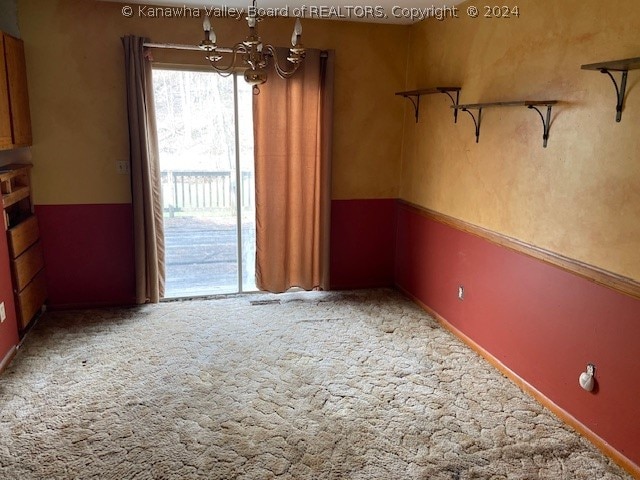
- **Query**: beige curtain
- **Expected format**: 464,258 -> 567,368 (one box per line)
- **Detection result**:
122,36 -> 165,303
253,49 -> 334,293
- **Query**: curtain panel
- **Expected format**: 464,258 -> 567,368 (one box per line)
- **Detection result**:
253,49 -> 334,293
122,35 -> 165,303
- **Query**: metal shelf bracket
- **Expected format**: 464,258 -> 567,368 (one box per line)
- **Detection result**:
461,108 -> 482,143
441,89 -> 461,123
403,94 -> 421,123
600,68 -> 628,123
527,104 -> 553,148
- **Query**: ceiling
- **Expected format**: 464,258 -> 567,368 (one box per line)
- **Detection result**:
99,0 -> 466,25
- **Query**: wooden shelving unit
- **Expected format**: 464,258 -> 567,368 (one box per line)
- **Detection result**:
396,87 -> 461,123
452,100 -> 557,147
581,57 -> 640,122
0,164 -> 46,331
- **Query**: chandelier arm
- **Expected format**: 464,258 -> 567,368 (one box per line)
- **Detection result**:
264,45 -> 301,79
208,43 -> 247,75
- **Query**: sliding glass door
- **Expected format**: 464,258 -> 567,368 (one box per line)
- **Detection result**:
152,68 -> 256,298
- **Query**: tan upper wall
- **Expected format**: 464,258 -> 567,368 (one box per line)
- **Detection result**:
400,0 -> 640,281
17,0 -> 408,204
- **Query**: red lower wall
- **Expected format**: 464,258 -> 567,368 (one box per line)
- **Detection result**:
395,201 -> 640,469
36,204 -> 136,308
330,198 -> 396,289
34,199 -> 396,307
0,215 -> 19,363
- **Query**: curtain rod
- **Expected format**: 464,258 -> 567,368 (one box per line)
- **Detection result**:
143,42 -> 328,57
144,42 -> 232,53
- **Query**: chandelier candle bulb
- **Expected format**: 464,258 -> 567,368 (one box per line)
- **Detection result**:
199,15 -> 216,49
292,17 -> 302,46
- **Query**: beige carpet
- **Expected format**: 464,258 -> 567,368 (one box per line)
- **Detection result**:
0,289 -> 630,479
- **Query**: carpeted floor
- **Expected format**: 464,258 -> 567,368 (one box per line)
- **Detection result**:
0,289 -> 631,479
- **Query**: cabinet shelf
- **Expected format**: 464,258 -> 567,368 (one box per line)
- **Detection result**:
452,100 -> 557,147
2,185 -> 30,209
581,56 -> 640,122
396,87 -> 461,123
0,164 -> 32,214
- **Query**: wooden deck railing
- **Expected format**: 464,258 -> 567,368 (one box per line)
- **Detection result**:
161,170 -> 254,214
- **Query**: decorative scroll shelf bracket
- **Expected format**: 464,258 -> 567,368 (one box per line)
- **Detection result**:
527,105 -> 552,148
442,89 -> 461,124
600,69 -> 627,122
581,57 -> 640,123
461,107 -> 482,143
405,94 -> 420,123
453,101 -> 557,148
395,87 -> 461,123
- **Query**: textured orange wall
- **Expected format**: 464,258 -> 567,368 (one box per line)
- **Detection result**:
17,0 -> 408,204
400,0 -> 640,281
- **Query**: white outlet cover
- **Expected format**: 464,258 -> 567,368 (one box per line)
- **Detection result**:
0,302 -> 6,322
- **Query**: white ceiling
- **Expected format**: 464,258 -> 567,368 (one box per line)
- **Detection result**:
99,0 -> 466,24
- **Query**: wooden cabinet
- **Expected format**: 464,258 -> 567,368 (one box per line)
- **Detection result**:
0,164 -> 46,330
0,32 -> 32,150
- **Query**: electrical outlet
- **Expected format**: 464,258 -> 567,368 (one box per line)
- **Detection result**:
457,285 -> 464,300
0,302 -> 6,322
116,160 -> 130,175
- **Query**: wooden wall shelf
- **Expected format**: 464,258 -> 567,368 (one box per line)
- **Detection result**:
581,57 -> 640,122
582,57 -> 640,122
582,57 -> 640,71
396,87 -> 461,123
452,100 -> 557,147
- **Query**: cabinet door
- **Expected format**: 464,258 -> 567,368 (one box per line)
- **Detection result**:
0,35 -> 12,149
3,34 -> 32,147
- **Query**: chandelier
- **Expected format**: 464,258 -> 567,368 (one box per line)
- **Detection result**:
199,0 -> 306,91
